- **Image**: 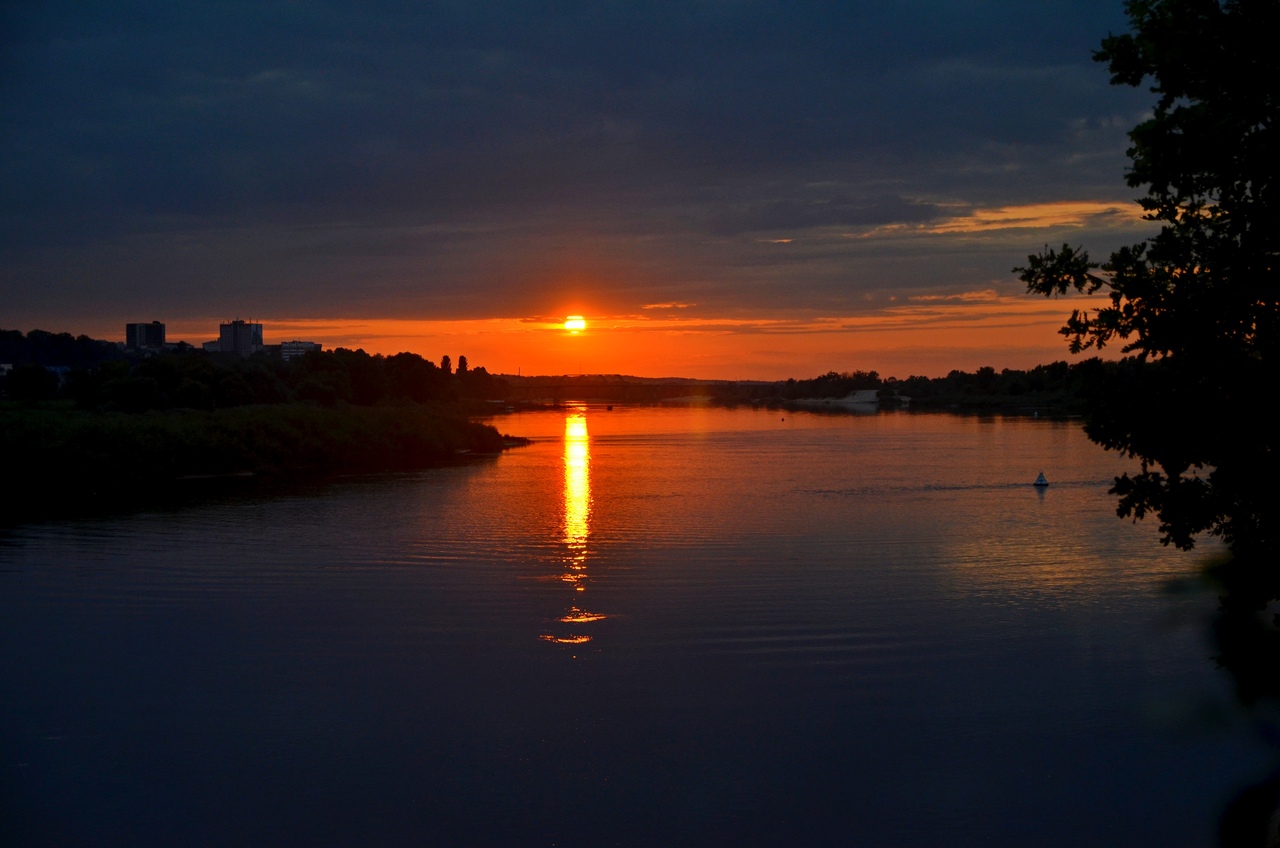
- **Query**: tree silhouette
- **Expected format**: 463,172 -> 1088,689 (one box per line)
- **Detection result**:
1017,0 -> 1277,559
5,363 -> 60,401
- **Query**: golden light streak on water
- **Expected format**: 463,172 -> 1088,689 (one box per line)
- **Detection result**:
559,607 -> 606,623
540,409 -> 608,645
564,411 -> 590,571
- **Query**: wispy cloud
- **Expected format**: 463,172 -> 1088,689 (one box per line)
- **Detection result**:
908,289 -> 1001,303
927,201 -> 1143,233
856,201 -> 1145,239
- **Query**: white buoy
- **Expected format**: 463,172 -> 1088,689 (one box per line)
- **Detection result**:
1033,471 -> 1049,487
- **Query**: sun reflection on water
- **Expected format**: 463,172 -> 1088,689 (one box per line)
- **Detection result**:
559,607 -> 606,623
539,408 -> 607,646
563,412 -> 590,580
539,634 -> 593,644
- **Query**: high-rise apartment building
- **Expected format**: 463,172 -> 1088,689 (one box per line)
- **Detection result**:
125,321 -> 165,350
219,320 -> 264,357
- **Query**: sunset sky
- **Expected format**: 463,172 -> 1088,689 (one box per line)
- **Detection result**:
1,1 -> 1154,379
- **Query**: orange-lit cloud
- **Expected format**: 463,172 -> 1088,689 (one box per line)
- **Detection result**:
907,289 -> 1000,303
855,200 -> 1147,238
932,200 -> 1144,232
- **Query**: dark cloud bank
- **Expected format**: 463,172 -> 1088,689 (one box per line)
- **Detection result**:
1,0 -> 1149,324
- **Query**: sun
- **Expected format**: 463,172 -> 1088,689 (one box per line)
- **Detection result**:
564,315 -> 586,334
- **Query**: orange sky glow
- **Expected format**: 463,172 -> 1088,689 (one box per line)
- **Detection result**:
33,193 -> 1154,381
29,199 -> 1152,381
147,290 -> 1107,381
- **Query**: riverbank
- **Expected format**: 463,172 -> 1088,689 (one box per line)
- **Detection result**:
1,402 -> 525,517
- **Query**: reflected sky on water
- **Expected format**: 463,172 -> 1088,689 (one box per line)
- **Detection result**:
0,406 -> 1266,847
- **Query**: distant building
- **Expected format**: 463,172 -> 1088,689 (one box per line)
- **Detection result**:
125,321 -> 165,351
201,340 -> 220,353
280,340 -> 322,361
219,320 -> 264,357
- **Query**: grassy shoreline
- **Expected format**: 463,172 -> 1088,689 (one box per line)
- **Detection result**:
2,402 -> 523,515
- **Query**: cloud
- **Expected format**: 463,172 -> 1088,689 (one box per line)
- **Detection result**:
851,200 -> 1148,239
1,0 -> 1151,332
702,193 -> 944,237
908,289 -> 1001,303
922,201 -> 1144,233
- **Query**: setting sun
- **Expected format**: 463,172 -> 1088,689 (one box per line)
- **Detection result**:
564,315 -> 586,333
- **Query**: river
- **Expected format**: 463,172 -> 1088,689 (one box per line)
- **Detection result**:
0,406 -> 1266,846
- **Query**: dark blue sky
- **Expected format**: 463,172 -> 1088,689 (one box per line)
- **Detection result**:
1,0 -> 1152,334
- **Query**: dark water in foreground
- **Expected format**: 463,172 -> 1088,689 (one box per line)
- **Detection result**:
0,407 -> 1266,846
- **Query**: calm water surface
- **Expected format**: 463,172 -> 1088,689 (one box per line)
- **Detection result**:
0,407 -> 1264,846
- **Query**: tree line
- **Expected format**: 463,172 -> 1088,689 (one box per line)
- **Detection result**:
713,361 -> 1094,407
0,332 -> 518,513
0,331 -> 508,411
